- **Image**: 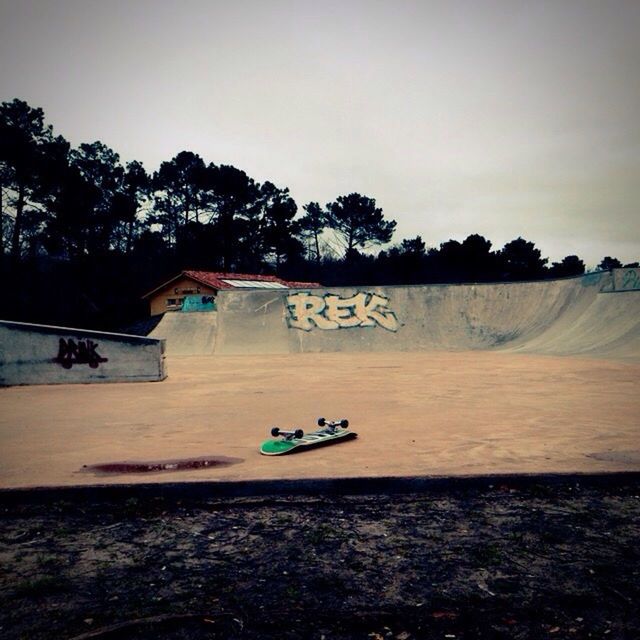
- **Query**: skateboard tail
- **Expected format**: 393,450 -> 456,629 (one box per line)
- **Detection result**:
259,439 -> 299,456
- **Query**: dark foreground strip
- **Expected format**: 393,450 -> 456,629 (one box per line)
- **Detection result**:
66,613 -> 241,640
1,471 -> 639,507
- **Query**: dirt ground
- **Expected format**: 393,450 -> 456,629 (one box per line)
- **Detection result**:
2,351 -> 639,638
1,352 -> 640,488
1,478 -> 639,639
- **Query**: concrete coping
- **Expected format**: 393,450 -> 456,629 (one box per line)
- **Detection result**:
0,319 -> 164,346
1,471 -> 639,508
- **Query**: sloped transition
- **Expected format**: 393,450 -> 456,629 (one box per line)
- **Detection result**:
150,268 -> 640,361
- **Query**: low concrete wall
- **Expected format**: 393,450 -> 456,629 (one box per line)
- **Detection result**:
0,320 -> 166,386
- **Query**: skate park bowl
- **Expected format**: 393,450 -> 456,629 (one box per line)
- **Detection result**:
1,268 -> 639,491
150,268 -> 640,360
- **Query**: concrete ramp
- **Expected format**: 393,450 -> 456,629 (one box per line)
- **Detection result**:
0,320 -> 166,386
149,311 -> 217,356
505,288 -> 640,360
150,269 -> 640,361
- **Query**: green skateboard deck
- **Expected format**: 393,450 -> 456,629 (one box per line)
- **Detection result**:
260,419 -> 357,456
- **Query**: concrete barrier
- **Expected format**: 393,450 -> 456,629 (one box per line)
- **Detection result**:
0,320 -> 166,386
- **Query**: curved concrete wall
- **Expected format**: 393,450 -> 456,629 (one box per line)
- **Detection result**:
151,269 -> 640,361
0,321 -> 166,386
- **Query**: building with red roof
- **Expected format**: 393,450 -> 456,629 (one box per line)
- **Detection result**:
143,271 -> 321,316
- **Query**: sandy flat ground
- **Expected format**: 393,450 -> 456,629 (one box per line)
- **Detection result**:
1,351 -> 639,489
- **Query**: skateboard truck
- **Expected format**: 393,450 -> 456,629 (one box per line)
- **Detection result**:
271,427 -> 304,441
317,418 -> 349,433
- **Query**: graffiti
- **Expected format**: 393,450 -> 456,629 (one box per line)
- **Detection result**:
181,294 -> 216,312
581,272 -> 602,287
286,291 -> 400,332
621,269 -> 640,291
53,338 -> 108,369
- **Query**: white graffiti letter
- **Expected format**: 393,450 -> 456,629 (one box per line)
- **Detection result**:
354,293 -> 400,332
286,292 -> 338,331
324,294 -> 361,328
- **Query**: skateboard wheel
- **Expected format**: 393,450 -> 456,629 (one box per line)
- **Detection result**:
294,429 -> 304,439
318,418 -> 326,426
271,427 -> 280,437
340,419 -> 349,428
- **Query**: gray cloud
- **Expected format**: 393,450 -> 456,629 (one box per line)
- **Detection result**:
1,0 -> 639,266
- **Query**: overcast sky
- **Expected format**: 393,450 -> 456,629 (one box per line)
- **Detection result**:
1,0 -> 639,266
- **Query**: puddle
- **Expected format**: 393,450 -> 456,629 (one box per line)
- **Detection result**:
80,456 -> 244,476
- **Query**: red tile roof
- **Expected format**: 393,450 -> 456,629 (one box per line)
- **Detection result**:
143,271 -> 321,298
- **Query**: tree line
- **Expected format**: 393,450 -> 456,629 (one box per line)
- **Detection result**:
1,98 -> 636,329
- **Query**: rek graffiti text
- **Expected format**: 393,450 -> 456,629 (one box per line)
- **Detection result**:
286,292 -> 400,332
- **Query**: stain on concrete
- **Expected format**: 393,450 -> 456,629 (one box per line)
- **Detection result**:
586,450 -> 640,465
81,456 -> 243,476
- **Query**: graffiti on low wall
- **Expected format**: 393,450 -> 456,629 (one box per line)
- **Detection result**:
620,268 -> 640,291
53,338 -> 109,369
286,291 -> 400,332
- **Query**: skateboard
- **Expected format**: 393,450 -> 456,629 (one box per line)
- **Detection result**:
259,418 -> 357,456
